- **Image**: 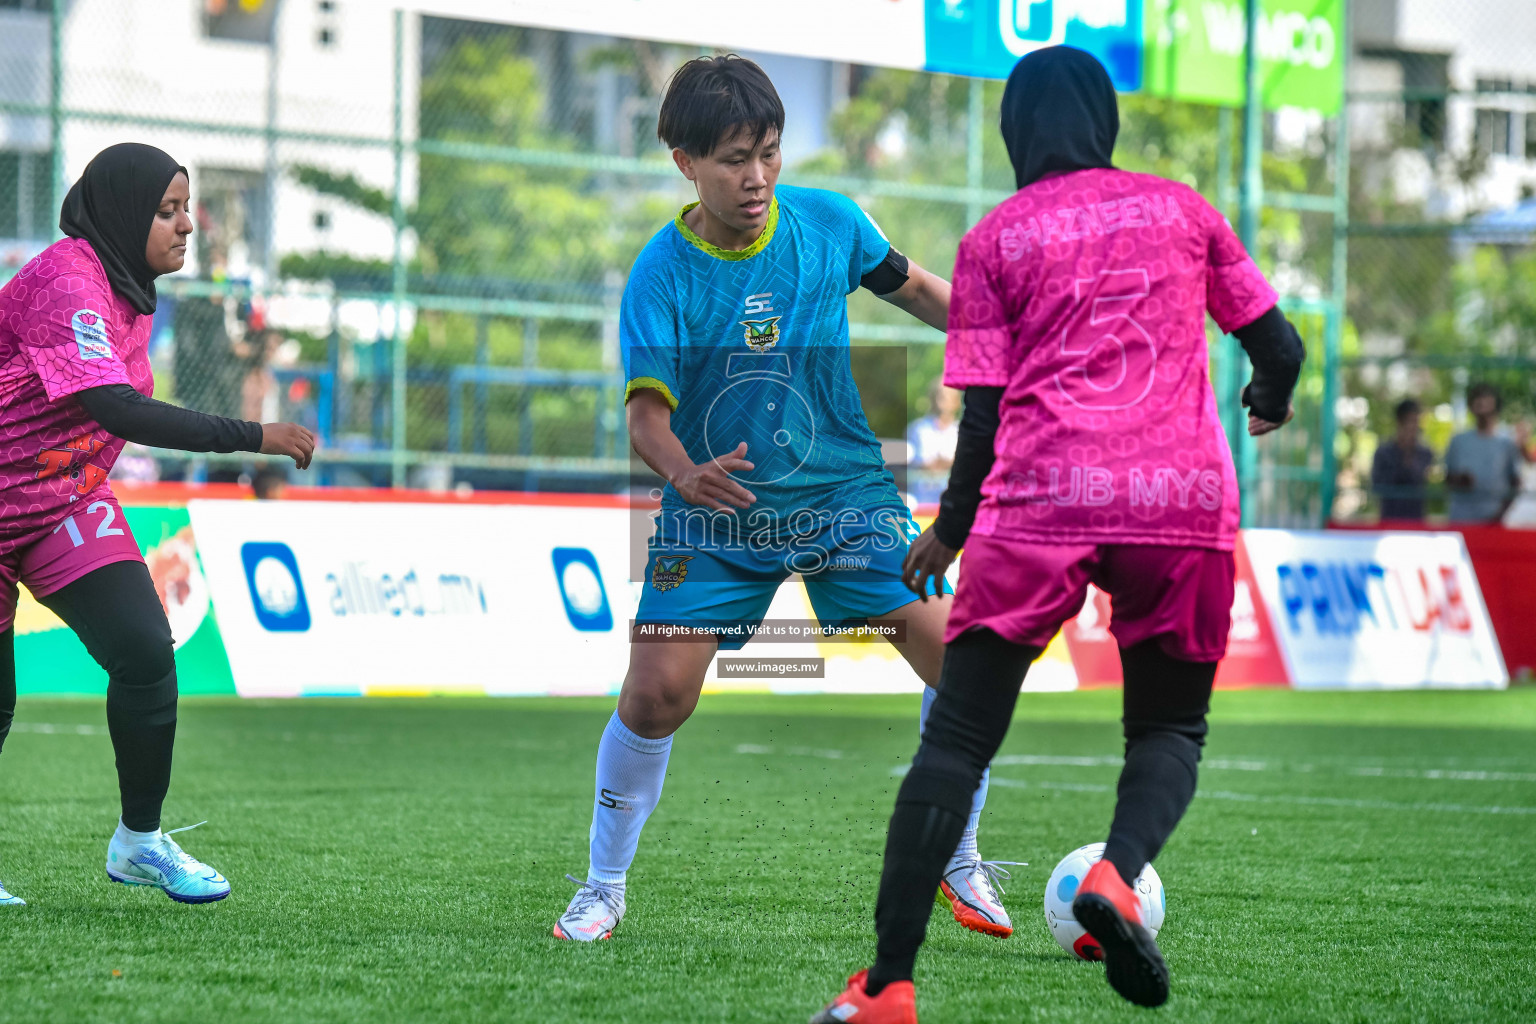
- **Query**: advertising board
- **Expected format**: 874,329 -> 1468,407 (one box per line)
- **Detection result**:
1242,530 -> 1508,689
422,0 -> 1344,113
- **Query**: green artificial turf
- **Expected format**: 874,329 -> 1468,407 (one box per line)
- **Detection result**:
0,689 -> 1533,1023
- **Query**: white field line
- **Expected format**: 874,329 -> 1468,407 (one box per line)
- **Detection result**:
734,743 -> 848,760
1346,766 -> 1536,783
1194,788 -> 1536,816
990,776 -> 1536,816
8,722 -> 107,736
990,753 -> 1536,783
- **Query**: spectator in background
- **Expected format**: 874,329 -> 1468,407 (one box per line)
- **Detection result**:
1370,399 -> 1433,521
173,263 -> 247,484
906,378 -> 962,470
252,465 -> 287,500
241,327 -> 283,424
1445,383 -> 1524,524
109,442 -> 161,485
172,271 -> 243,422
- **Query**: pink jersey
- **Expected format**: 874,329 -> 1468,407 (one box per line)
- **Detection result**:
944,168 -> 1278,552
0,237 -> 153,536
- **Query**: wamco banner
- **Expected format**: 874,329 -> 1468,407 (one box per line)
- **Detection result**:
420,0 -> 1343,113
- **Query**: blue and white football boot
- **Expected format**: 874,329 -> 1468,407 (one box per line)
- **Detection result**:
106,821 -> 231,904
552,875 -> 624,941
0,879 -> 23,906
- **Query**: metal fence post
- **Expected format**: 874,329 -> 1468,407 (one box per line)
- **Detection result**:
389,8 -> 408,487
1319,17 -> 1352,526
520,316 -> 537,458
1236,0 -> 1264,525
474,314 -> 489,454
264,0 -> 284,283
966,76 -> 985,225
48,0 -> 65,228
1215,106 -> 1246,462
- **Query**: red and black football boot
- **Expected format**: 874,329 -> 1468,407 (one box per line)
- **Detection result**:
1072,859 -> 1170,1007
809,969 -> 918,1024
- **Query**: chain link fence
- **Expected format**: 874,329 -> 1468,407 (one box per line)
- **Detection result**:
1338,3 -> 1536,526
4,2 -> 1529,524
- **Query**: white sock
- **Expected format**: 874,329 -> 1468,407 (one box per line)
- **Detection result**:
951,826 -> 980,866
114,820 -> 159,847
920,686 -> 990,860
586,711 -> 673,892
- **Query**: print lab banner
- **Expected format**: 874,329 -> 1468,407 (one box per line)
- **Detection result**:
422,0 -> 1343,113
187,500 -> 970,698
1242,530 -> 1508,690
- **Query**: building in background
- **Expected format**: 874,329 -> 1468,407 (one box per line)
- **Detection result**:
0,1 -> 852,286
1352,0 -> 1536,216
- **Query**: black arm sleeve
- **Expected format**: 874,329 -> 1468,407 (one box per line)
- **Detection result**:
1231,304 -> 1306,424
76,384 -> 264,454
860,246 -> 911,296
931,386 -> 1004,550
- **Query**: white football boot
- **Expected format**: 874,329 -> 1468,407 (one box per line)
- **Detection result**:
552,874 -> 625,941
106,822 -> 231,904
939,858 -> 1023,938
0,879 -> 23,906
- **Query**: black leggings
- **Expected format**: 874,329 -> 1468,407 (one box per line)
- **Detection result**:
867,628 -> 1216,994
1,560 -> 179,831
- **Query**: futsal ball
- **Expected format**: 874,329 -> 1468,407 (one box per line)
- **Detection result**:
1043,842 -> 1164,961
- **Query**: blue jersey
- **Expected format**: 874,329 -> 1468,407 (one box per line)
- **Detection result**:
622,185 -> 902,536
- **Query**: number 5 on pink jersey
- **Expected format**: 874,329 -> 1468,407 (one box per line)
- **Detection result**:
1055,268 -> 1155,410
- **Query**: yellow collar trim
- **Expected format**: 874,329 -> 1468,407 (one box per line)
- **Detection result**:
673,199 -> 779,261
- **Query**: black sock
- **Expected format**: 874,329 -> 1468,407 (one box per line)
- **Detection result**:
38,562 -> 180,834
1103,641 -> 1215,887
865,630 -> 1040,996
109,712 -> 177,833
0,629 -> 14,756
867,772 -> 972,995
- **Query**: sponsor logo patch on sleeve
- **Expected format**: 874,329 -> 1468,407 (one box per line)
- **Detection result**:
71,309 -> 112,360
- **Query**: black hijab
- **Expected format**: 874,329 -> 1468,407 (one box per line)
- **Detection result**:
1000,46 -> 1118,190
59,143 -> 187,315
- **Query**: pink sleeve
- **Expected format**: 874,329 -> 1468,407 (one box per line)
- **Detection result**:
1203,202 -> 1279,334
18,270 -> 133,402
943,233 -> 1015,389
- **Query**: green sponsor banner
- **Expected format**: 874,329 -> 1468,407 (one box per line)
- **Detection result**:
15,506 -> 237,696
1143,0 -> 1344,114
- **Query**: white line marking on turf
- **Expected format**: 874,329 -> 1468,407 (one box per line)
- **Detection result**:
1194,788 -> 1536,817
9,722 -> 107,736
1347,767 -> 1536,783
989,776 -> 1535,816
991,778 -> 1111,794
992,754 -> 1123,767
981,754 -> 1536,783
735,744 -> 847,760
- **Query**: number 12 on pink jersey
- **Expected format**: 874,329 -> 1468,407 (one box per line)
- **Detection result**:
1055,268 -> 1157,410
51,500 -> 126,548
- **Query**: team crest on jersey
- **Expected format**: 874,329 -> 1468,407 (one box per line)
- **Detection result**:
71,309 -> 112,361
739,317 -> 781,352
35,432 -> 108,497
651,555 -> 694,592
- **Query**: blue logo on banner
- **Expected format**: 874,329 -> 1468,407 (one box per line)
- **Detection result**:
924,0 -> 1142,91
242,542 -> 312,632
552,547 -> 613,632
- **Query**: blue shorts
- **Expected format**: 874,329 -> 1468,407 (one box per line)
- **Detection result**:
635,506 -> 952,650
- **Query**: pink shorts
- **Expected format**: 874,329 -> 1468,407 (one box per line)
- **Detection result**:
0,490 -> 143,632
946,538 -> 1236,663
